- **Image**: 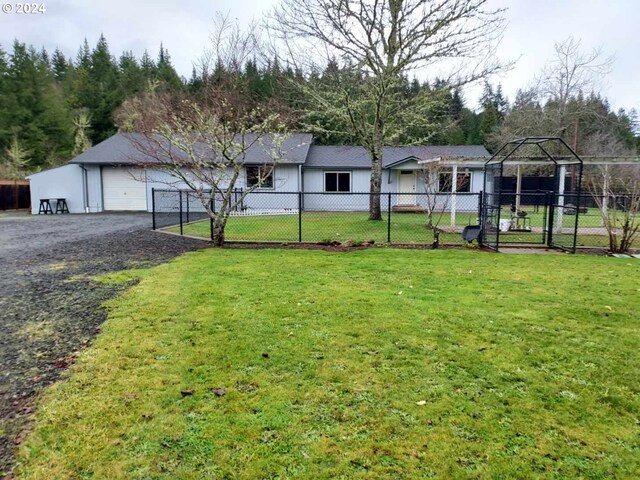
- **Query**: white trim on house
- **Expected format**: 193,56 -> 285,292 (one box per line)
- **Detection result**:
323,170 -> 352,192
245,165 -> 276,190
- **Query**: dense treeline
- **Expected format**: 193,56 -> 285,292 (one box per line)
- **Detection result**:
0,35 -> 182,176
0,35 -> 638,178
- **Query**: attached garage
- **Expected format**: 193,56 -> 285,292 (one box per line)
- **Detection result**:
102,167 -> 147,211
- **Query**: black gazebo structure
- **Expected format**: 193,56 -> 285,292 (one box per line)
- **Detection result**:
481,137 -> 584,252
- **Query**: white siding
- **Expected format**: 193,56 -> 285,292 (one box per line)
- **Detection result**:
145,165 -> 301,213
28,164 -> 86,214
302,169 -> 373,211
240,165 -> 300,210
301,166 -> 483,212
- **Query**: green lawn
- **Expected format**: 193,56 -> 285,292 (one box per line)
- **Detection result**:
16,249 -> 639,478
169,211 -> 611,247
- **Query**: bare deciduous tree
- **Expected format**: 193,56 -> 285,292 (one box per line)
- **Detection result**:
496,37 -> 614,152
537,37 -> 613,117
72,110 -> 92,156
417,160 -> 452,248
269,0 -> 508,220
116,14 -> 296,247
128,94 -> 291,246
1,135 -> 30,179
585,163 -> 640,253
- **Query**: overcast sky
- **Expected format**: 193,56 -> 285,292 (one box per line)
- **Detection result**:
1,0 -> 638,113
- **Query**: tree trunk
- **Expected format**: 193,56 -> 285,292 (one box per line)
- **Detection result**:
211,217 -> 226,247
368,124 -> 384,221
432,227 -> 440,249
369,155 -> 382,220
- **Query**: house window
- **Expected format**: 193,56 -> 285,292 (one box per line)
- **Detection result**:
324,171 -> 351,192
246,165 -> 274,189
438,172 -> 471,192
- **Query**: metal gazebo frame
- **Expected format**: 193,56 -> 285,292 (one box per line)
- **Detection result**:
481,137 -> 584,253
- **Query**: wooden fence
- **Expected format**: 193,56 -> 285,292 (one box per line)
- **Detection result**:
0,180 -> 30,210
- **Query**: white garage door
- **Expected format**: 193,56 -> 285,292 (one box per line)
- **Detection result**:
102,167 -> 147,211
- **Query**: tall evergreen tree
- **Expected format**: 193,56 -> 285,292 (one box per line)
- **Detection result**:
76,39 -> 91,69
87,34 -> 121,142
4,41 -> 73,168
51,48 -> 70,82
140,49 -> 156,79
118,51 -> 144,98
494,84 -> 509,121
156,43 -> 182,89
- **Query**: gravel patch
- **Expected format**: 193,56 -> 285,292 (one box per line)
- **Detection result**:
0,212 -> 206,477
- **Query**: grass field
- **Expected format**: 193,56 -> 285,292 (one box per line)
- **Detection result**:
17,249 -> 639,479
167,211 -> 611,247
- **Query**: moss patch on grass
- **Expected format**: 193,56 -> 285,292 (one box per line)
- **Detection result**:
95,269 -> 149,286
17,249 -> 640,479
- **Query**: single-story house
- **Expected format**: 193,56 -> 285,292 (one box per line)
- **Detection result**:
27,133 -> 490,214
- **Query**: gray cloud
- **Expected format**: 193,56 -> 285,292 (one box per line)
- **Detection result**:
1,0 -> 638,112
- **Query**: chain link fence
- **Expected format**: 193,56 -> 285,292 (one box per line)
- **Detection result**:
152,188 -> 635,249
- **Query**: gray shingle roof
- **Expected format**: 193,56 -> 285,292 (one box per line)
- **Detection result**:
69,133 -> 488,168
69,132 -> 314,165
304,145 -> 489,168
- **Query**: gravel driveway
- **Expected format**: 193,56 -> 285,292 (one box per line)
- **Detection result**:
0,212 -> 207,477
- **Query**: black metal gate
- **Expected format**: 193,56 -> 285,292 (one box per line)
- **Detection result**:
480,192 -> 500,251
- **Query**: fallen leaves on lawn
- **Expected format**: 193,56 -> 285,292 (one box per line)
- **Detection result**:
54,358 -> 68,369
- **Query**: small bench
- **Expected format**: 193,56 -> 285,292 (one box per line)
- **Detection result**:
38,199 -> 54,214
38,198 -> 70,214
55,198 -> 70,214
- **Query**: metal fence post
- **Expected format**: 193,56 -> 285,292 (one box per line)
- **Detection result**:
209,198 -> 214,241
179,190 -> 183,235
477,191 -> 483,245
151,188 -> 156,230
546,191 -> 554,247
387,193 -> 392,243
186,191 -> 190,223
541,194 -> 548,245
298,191 -> 302,242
